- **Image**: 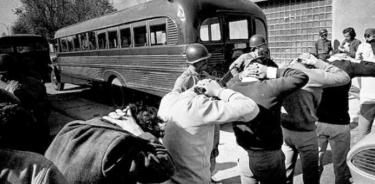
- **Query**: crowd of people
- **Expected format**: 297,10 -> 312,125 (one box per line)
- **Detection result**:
0,27 -> 375,184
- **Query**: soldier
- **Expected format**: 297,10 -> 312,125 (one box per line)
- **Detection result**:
314,29 -> 333,60
173,43 -> 211,92
172,43 -> 221,182
229,34 -> 271,73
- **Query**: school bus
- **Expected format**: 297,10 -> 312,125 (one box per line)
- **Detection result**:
52,0 -> 267,106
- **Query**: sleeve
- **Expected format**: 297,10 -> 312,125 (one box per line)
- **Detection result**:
267,67 -> 309,98
133,140 -> 175,183
314,41 -> 319,56
294,59 -> 350,88
355,44 -> 364,60
350,60 -> 375,77
102,134 -> 175,183
39,165 -> 69,184
172,74 -> 188,93
185,89 -> 259,126
348,40 -> 361,58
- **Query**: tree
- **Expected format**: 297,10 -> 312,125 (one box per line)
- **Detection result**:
12,0 -> 116,40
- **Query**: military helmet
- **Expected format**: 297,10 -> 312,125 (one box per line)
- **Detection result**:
319,29 -> 328,36
185,43 -> 211,64
249,34 -> 267,48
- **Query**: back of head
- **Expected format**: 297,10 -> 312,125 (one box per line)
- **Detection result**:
343,27 -> 356,38
128,103 -> 165,138
364,28 -> 375,39
185,43 -> 211,64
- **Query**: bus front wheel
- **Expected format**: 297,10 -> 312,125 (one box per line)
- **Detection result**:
109,77 -> 126,108
51,70 -> 64,91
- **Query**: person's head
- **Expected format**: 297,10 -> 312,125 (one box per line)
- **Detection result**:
185,43 -> 211,72
343,27 -> 356,42
319,29 -> 328,40
364,28 -> 375,43
249,34 -> 270,58
128,103 -> 165,138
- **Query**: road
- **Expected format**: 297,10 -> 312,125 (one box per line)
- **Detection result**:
46,83 -> 362,184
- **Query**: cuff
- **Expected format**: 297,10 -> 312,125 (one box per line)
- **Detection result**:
266,67 -> 277,79
218,89 -> 236,102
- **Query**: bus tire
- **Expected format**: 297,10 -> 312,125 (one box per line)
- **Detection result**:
51,69 -> 64,91
109,77 -> 126,108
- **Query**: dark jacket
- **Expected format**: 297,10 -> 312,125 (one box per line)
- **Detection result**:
318,60 -> 375,125
228,68 -> 308,150
282,60 -> 350,131
45,118 -> 175,184
0,148 -> 68,184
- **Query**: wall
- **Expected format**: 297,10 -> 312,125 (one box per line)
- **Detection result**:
256,0 -> 332,63
332,0 -> 375,47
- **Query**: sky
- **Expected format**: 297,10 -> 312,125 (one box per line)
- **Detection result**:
0,0 -> 144,35
0,0 -> 21,35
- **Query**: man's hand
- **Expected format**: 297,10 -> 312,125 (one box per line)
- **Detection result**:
241,63 -> 268,79
102,107 -> 144,136
196,79 -> 223,97
298,53 -> 319,65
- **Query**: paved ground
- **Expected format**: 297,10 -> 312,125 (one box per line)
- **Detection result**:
46,82 -> 364,184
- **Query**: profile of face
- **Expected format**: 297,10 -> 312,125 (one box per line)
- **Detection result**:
194,59 -> 208,73
344,32 -> 352,42
365,34 -> 375,43
320,33 -> 328,40
255,45 -> 270,58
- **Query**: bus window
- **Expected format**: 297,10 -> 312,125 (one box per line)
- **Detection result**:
60,38 -> 68,52
108,30 -> 118,49
199,17 -> 221,42
79,33 -> 89,50
67,36 -> 75,51
150,24 -> 166,46
88,32 -> 97,50
97,32 -> 107,49
73,35 -> 80,51
120,28 -> 131,48
229,19 -> 249,40
254,18 -> 267,38
134,26 -> 147,47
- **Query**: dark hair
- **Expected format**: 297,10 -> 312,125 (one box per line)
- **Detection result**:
128,103 -> 164,138
249,57 -> 278,68
343,27 -> 356,38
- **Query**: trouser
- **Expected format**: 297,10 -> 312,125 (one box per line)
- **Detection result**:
316,122 -> 351,184
238,148 -> 286,184
355,103 -> 375,143
210,124 -> 220,173
282,128 -> 319,184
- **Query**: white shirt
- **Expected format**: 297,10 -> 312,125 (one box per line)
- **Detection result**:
356,42 -> 375,104
158,89 -> 259,184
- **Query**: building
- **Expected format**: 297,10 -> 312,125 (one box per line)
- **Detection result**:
253,0 -> 375,63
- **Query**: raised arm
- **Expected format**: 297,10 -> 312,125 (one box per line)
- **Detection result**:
292,57 -> 350,88
159,80 -> 259,127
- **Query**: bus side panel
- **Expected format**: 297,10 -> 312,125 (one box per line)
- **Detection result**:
56,46 -> 186,96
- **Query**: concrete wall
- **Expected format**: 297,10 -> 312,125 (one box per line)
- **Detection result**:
332,0 -> 375,48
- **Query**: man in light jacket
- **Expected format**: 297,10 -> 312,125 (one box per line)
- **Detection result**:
159,79 -> 259,184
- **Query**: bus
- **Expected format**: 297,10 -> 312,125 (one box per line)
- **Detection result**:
0,34 -> 51,82
51,0 -> 267,106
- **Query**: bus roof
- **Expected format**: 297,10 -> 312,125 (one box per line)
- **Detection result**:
55,0 -> 265,38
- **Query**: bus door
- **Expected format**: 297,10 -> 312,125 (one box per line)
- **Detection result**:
199,13 -> 267,77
